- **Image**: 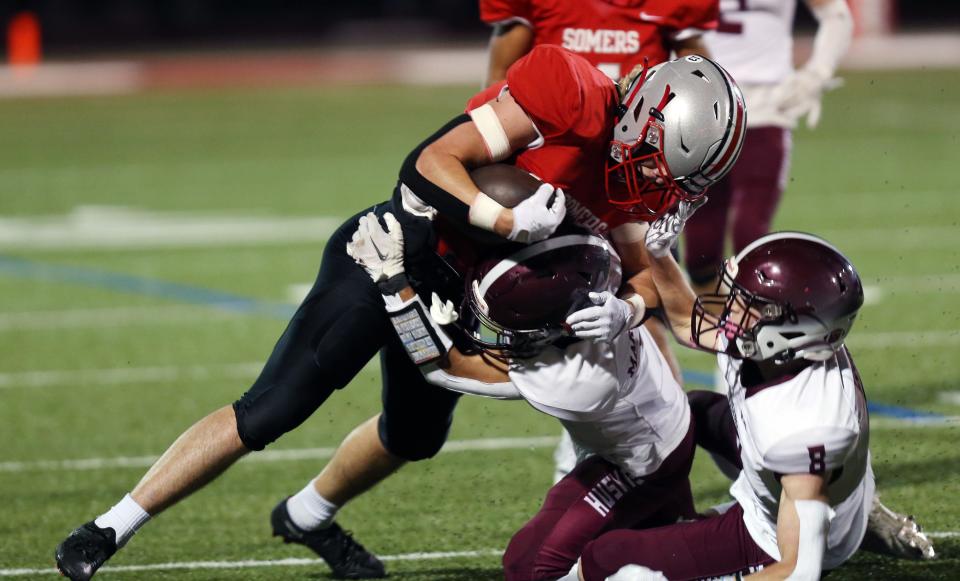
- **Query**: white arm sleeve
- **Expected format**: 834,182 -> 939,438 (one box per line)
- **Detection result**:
804,0 -> 854,78
422,364 -> 522,400
786,500 -> 835,581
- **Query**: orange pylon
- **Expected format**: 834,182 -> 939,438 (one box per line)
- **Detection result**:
8,11 -> 42,67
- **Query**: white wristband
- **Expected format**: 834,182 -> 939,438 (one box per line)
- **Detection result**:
625,294 -> 646,329
469,191 -> 505,232
469,103 -> 512,161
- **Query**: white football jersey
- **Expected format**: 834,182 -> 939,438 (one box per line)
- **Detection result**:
719,346 -> 874,569
509,325 -> 690,479
705,0 -> 800,127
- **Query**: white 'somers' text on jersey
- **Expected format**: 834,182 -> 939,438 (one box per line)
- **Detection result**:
509,325 -> 690,479
719,346 -> 874,569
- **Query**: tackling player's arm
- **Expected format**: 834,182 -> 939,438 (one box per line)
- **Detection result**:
746,474 -> 832,580
486,22 -> 534,87
645,251 -> 699,348
564,224 -> 651,342
347,211 -> 520,398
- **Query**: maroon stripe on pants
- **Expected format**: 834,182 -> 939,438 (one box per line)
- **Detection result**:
503,418 -> 696,581
580,503 -> 775,580
683,126 -> 792,284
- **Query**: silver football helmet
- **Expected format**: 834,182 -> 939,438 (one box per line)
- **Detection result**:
606,55 -> 746,219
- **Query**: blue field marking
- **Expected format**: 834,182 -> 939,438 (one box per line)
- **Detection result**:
0,255 -> 297,320
680,370 -> 947,421
2,254 -> 947,422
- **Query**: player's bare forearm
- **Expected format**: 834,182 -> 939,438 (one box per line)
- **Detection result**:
648,254 -> 697,345
612,231 -> 659,309
485,22 -> 534,87
443,346 -> 510,383
747,474 -> 830,579
415,94 -> 539,237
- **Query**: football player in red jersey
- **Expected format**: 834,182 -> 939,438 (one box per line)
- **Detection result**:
481,0 -> 720,85
480,0 -> 722,442
54,48 -> 743,581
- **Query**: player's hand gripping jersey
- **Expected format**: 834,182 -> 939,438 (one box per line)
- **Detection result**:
480,0 -> 718,80
466,46 -> 629,238
719,344 -> 875,569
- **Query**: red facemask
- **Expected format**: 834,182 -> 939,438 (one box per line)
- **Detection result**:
605,73 -> 705,219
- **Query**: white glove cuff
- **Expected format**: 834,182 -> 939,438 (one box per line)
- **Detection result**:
625,295 -> 646,329
469,191 -> 505,232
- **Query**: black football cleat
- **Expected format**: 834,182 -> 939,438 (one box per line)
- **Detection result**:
55,521 -> 118,581
271,498 -> 386,579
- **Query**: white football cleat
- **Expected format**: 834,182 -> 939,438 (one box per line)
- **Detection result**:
860,494 -> 936,560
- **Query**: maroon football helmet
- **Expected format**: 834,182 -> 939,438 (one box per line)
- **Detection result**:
461,234 -> 618,356
692,232 -> 864,363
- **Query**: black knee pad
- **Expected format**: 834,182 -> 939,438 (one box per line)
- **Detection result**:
376,411 -> 454,461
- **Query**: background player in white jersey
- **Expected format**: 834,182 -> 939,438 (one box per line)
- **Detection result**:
683,0 -> 854,297
346,212 -> 697,581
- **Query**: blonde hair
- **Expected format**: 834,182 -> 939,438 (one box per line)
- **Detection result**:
617,63 -> 647,99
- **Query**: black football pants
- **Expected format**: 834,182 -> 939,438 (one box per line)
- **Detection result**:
232,201 -> 461,460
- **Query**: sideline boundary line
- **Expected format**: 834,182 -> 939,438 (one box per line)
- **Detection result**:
0,549 -> 504,577
3,536 -> 959,577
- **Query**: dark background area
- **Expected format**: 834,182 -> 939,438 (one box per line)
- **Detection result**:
1,0 -> 958,55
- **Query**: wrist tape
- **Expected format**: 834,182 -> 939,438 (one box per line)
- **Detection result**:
469,192 -> 505,232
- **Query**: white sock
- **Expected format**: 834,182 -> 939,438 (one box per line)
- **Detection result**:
94,494 -> 151,548
286,478 -> 339,531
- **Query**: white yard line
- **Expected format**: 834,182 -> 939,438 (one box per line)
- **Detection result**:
2,327 -> 956,390
0,362 -> 265,389
870,273 -> 960,294
818,225 -> 960,250
0,207 -> 341,251
0,436 -> 561,473
0,549 -> 504,577
3,534 -> 960,577
848,330 -> 960,349
0,305 -> 247,331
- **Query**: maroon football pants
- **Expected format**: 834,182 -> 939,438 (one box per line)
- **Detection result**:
502,420 -> 696,581
683,126 -> 792,284
580,502 -> 775,580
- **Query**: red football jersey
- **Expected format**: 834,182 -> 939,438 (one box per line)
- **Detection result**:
465,45 -> 628,236
480,0 -> 719,79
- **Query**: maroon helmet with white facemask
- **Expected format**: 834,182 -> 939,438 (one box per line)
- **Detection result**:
460,233 -> 620,356
606,55 -> 746,219
692,232 -> 864,364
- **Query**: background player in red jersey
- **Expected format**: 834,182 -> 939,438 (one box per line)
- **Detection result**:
481,0 -> 720,85
479,0 -> 724,481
